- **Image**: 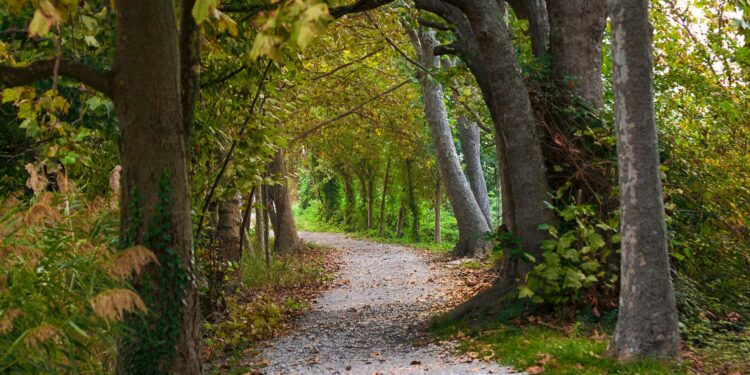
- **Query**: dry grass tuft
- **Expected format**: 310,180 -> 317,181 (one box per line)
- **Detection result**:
90,289 -> 147,322
103,245 -> 159,280
0,309 -> 23,334
25,163 -> 48,196
0,245 -> 43,268
23,323 -> 62,348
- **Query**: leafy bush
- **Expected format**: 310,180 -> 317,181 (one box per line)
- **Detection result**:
515,188 -> 620,309
0,173 -> 153,373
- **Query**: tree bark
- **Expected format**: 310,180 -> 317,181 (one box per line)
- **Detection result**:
267,149 -> 300,252
217,195 -> 242,262
367,173 -> 374,229
112,0 -> 199,373
378,158 -> 391,236
547,0 -> 608,108
255,187 -> 266,253
411,28 -> 491,257
341,169 -> 355,227
607,0 -> 680,361
456,113 -> 492,228
396,199 -> 405,238
506,0 -> 550,57
240,188 -> 255,255
444,0 -> 555,268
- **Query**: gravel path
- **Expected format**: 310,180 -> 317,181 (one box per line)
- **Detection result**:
260,232 -> 518,375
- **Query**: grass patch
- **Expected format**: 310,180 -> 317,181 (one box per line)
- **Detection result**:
240,243 -> 335,289
430,302 -> 685,374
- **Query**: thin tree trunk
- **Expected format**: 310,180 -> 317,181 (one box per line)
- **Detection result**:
261,185 -> 271,271
267,149 -> 300,252
367,174 -> 374,229
607,0 -> 680,361
405,159 -> 420,242
410,28 -> 490,257
113,0 -> 199,372
255,186 -> 266,253
456,113 -> 492,228
341,170 -> 355,227
396,200 -> 405,238
434,174 -> 441,243
379,158 -> 391,236
240,187 -> 256,256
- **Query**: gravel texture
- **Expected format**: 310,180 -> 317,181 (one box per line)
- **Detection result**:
260,232 -> 518,375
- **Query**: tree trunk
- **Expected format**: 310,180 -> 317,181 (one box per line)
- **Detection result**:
268,149 -> 300,252
547,0 -> 608,108
112,0 -> 199,373
367,174 -> 374,229
415,0 -> 515,231
378,159 -> 391,236
607,0 -> 680,361
446,0 -> 555,269
434,174 -> 441,243
506,0 -> 550,57
341,170 -> 355,227
255,188 -> 266,253
405,159 -> 420,242
396,199 -> 405,238
240,188 -> 255,255
456,113 -> 492,228
411,28 -> 490,257
217,195 -> 243,262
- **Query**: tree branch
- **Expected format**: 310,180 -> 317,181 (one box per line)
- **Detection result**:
329,0 -> 395,19
0,58 -> 113,97
418,17 -> 452,31
434,43 -> 458,56
312,47 -> 384,81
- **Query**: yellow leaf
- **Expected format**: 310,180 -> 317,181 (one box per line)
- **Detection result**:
28,10 -> 52,37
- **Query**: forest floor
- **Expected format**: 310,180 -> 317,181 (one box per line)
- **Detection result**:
256,232 -> 515,374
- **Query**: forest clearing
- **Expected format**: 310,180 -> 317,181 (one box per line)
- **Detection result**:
0,0 -> 749,374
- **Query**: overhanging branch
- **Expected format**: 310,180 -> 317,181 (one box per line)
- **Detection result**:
0,58 -> 113,97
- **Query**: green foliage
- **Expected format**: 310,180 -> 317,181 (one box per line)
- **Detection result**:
517,186 -> 620,307
0,189 -> 149,373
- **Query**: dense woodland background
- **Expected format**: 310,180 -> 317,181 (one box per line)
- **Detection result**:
0,0 -> 748,373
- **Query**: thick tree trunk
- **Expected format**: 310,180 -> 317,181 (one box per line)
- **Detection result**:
112,0 -> 199,373
379,159 -> 391,236
446,0 -> 555,268
506,0 -> 550,57
217,195 -> 242,262
411,28 -> 491,257
434,174 -> 441,243
456,114 -> 492,228
547,0 -> 608,108
607,0 -> 680,361
268,149 -> 300,252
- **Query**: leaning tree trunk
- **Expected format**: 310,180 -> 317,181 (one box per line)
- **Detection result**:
448,0 -> 555,268
411,28 -> 491,257
268,149 -> 300,252
415,0 -> 515,231
607,0 -> 680,361
217,195 -> 242,262
456,114 -> 492,228
113,0 -> 199,373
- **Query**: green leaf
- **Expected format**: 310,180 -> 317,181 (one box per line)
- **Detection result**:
518,285 -> 534,298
